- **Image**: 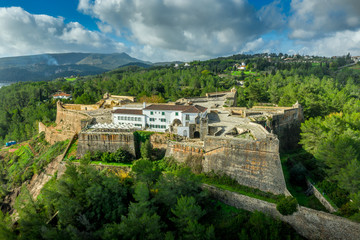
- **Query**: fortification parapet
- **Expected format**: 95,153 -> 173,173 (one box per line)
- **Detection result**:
165,141 -> 204,163
77,129 -> 136,158
203,135 -> 287,195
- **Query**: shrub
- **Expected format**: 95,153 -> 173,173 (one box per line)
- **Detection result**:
113,148 -> 132,163
276,196 -> 298,215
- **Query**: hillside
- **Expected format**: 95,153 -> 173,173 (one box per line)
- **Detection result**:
0,52 -> 150,83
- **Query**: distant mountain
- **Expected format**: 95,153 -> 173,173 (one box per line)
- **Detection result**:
0,52 -> 151,83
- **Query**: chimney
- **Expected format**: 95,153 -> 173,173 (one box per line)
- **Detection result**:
143,102 -> 146,109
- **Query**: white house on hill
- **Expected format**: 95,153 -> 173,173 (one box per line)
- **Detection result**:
112,104 -> 207,137
53,92 -> 72,100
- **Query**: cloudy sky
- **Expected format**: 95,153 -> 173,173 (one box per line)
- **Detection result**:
0,0 -> 359,62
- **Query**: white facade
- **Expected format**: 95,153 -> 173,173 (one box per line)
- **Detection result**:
112,109 -> 145,129
113,114 -> 145,128
112,104 -> 207,134
142,109 -> 184,132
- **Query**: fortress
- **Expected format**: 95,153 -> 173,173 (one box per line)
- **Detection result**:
39,90 -> 303,195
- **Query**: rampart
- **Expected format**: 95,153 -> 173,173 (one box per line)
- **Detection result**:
203,135 -> 287,195
226,103 -> 304,150
56,102 -> 93,132
61,103 -> 101,111
39,101 -> 93,144
77,130 -> 136,158
204,184 -> 360,240
150,134 -> 175,150
165,141 -> 204,163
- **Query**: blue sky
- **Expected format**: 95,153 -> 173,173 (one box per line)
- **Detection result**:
0,0 -> 359,62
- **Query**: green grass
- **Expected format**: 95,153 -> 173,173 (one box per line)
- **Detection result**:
201,173 -> 281,204
312,62 -> 321,67
231,71 -> 252,76
65,77 -> 77,81
70,160 -> 132,167
64,139 -> 78,159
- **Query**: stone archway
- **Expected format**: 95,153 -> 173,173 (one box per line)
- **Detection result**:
194,131 -> 200,138
170,119 -> 182,133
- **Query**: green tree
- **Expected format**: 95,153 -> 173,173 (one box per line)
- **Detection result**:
276,196 -> 298,215
131,159 -> 161,187
140,139 -> 153,160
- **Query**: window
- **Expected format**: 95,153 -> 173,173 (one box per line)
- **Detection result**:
186,114 -> 190,120
175,112 -> 179,116
160,118 -> 166,122
131,117 -> 134,121
118,116 -> 120,120
150,111 -> 153,115
162,112 -> 165,115
150,118 -> 155,122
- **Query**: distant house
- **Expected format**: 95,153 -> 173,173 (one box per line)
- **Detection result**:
234,62 -> 246,70
53,92 -> 72,100
112,103 -> 207,137
351,56 -> 360,63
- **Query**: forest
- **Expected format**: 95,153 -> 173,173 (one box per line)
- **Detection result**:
0,53 -> 359,238
0,154 -> 304,240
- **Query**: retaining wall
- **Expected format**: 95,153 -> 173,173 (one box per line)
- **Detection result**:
204,184 -> 360,240
77,131 -> 136,158
165,141 -> 204,163
306,180 -> 338,213
203,135 -> 287,195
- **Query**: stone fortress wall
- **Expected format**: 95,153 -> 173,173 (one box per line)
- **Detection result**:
77,130 -> 136,158
39,101 -> 93,144
40,99 -> 300,195
226,102 -> 304,150
204,184 -> 360,240
203,135 -> 287,195
165,141 -> 204,163
38,97 -> 360,240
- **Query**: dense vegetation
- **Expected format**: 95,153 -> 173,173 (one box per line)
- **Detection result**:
0,157 -> 303,240
0,133 -> 68,205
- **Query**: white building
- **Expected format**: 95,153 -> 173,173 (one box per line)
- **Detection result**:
112,109 -> 145,129
112,104 -> 207,137
53,92 -> 72,100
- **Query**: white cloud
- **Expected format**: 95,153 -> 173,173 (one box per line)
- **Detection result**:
297,29 -> 360,56
0,7 -> 126,57
289,0 -> 360,39
241,38 -> 265,53
78,0 -> 284,61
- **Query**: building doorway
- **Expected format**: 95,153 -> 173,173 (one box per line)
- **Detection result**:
193,131 -> 200,138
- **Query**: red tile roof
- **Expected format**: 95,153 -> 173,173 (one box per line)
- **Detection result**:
112,109 -> 143,115
144,104 -> 190,111
144,104 -> 207,113
53,92 -> 72,97
182,105 -> 207,113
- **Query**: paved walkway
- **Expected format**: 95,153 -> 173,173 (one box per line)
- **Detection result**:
208,110 -> 268,139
